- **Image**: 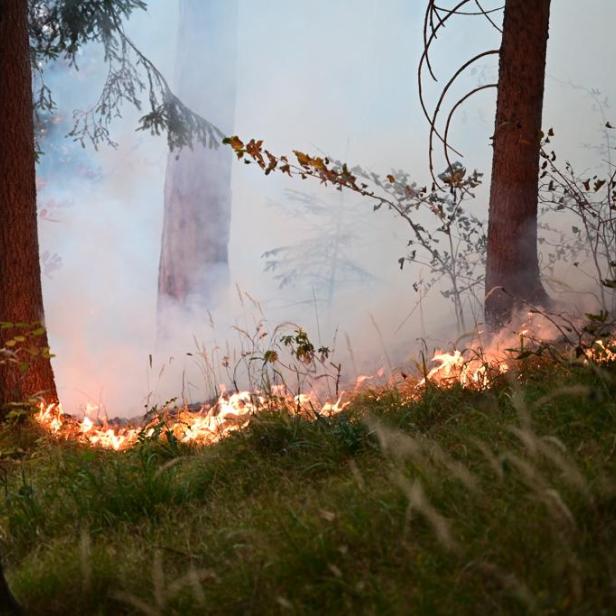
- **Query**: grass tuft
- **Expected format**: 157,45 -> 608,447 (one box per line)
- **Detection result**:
1,359 -> 616,613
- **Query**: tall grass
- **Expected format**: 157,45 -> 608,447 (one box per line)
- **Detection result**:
0,358 -> 615,614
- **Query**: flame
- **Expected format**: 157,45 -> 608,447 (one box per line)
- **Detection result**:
421,349 -> 509,389
34,331 -> 616,451
585,339 -> 616,363
34,388 -> 352,451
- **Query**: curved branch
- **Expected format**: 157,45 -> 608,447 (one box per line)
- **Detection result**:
474,0 -> 503,32
418,0 -> 475,157
443,83 -> 497,172
433,2 -> 504,18
428,49 -> 499,185
422,2 -> 437,81
421,0 -> 473,82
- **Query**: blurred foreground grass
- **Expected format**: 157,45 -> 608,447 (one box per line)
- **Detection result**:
1,359 -> 616,614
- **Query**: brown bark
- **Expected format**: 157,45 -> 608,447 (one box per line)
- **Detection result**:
0,0 -> 58,408
0,555 -> 21,615
484,0 -> 551,328
157,0 -> 237,326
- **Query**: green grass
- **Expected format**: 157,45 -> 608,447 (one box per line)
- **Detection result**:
1,360 -> 616,614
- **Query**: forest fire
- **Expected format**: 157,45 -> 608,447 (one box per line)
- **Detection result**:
31,308 -> 616,452
24,340 -> 559,449
34,387 -> 352,451
421,349 -> 509,389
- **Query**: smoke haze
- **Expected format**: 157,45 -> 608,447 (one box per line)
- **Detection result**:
37,0 -> 616,415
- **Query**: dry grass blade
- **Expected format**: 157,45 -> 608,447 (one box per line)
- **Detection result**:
478,561 -> 536,610
423,438 -> 479,493
79,530 -> 92,596
112,591 -> 160,616
366,417 -> 423,462
393,473 -> 460,554
152,550 -> 165,609
467,436 -> 504,480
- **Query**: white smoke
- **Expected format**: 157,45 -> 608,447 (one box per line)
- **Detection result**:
37,0 -> 616,415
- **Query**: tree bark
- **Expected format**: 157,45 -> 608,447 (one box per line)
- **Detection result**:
157,0 -> 238,327
0,0 -> 58,408
0,555 -> 22,615
484,0 -> 551,328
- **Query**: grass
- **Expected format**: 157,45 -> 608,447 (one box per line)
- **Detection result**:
1,359 -> 616,614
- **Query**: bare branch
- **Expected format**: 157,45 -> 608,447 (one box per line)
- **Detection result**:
428,49 -> 499,185
474,0 -> 504,32
443,83 -> 497,171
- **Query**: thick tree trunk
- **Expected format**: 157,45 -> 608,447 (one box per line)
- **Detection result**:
157,0 -> 238,327
0,555 -> 21,615
0,0 -> 58,408
484,0 -> 551,328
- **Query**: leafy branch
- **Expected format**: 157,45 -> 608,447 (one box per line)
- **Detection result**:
224,136 -> 486,332
29,0 -> 223,150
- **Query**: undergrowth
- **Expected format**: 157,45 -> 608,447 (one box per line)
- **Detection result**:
1,359 -> 616,614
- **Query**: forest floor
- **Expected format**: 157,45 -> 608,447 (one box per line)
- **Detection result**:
1,357 -> 616,614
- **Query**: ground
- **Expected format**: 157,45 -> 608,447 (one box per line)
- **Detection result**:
1,357 -> 616,614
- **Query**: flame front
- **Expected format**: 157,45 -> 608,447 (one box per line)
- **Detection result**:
35,389 -> 352,451
34,333 -> 616,451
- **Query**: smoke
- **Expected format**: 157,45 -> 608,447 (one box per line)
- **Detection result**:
36,0 -> 616,415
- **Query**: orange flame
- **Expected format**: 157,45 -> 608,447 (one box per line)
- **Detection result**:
34,333 -> 616,451
35,388 -> 352,451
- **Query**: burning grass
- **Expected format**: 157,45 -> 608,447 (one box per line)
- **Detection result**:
33,388 -> 350,452
31,318 -> 616,454
0,296 -> 602,449
1,349 -> 616,614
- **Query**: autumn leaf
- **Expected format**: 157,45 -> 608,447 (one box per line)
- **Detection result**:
222,135 -> 244,154
293,150 -> 312,167
264,150 -> 278,175
310,157 -> 327,172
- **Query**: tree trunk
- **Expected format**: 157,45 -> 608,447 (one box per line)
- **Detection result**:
157,0 -> 238,328
0,555 -> 21,615
0,0 -> 58,408
484,0 -> 551,328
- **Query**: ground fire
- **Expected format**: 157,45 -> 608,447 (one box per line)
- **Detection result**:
34,325 -> 616,451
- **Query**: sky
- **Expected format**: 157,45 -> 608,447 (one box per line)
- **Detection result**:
37,0 -> 616,415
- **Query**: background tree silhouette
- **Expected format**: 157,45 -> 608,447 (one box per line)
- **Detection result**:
0,0 -> 221,409
157,0 -> 238,326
